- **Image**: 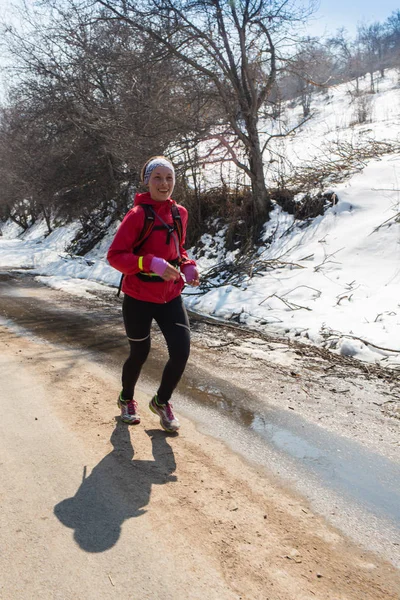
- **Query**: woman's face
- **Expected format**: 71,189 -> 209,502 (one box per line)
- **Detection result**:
147,166 -> 175,202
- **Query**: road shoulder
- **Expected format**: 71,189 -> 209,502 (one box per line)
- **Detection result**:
1,323 -> 399,600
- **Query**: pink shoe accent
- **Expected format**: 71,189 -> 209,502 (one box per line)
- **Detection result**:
118,395 -> 140,425
149,396 -> 180,432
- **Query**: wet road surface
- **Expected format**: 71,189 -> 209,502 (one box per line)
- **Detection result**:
0,271 -> 399,566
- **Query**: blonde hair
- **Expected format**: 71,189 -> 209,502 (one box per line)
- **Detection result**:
140,155 -> 174,184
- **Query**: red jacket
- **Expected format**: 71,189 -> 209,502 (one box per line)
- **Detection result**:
107,192 -> 196,303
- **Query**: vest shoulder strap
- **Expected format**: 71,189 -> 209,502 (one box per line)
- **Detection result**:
171,204 -> 183,244
133,204 -> 155,252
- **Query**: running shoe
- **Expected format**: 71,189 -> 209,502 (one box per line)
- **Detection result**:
149,395 -> 180,432
118,393 -> 140,425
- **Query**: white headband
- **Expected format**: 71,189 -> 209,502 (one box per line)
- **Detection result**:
143,159 -> 175,184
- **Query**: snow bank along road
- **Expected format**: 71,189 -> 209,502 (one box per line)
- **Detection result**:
0,271 -> 399,600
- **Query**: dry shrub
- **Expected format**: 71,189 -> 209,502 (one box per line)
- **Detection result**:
349,93 -> 373,126
175,182 -> 255,250
273,189 -> 338,220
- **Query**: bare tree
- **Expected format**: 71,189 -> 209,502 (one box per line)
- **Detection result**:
284,38 -> 333,117
89,0 -> 315,225
327,28 -> 363,93
358,22 -> 386,90
0,2 -> 205,227
384,10 -> 400,70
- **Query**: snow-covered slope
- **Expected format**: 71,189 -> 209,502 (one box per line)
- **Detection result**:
278,69 -> 400,169
1,70 -> 399,367
187,70 -> 400,366
186,153 -> 400,366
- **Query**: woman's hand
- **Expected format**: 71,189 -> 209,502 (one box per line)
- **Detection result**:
150,257 -> 180,281
161,263 -> 181,281
182,264 -> 200,287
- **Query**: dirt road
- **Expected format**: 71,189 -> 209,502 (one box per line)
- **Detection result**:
0,274 -> 399,599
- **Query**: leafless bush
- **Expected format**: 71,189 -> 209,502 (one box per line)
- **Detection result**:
272,189 -> 338,220
285,138 -> 400,191
195,253 -> 305,294
350,93 -> 373,125
178,182 -> 256,251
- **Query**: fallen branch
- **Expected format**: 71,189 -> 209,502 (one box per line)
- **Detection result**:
339,334 -> 400,354
314,248 -> 344,272
195,254 -> 305,294
322,328 -> 400,354
369,211 -> 400,235
283,285 -> 322,298
259,293 -> 312,311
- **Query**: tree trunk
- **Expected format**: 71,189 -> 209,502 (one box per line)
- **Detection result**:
246,119 -> 271,222
7,212 -> 29,231
369,71 -> 375,93
40,204 -> 53,235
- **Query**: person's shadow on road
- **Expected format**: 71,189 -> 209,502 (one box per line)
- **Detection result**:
54,420 -> 177,552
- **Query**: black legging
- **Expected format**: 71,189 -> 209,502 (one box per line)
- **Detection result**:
121,294 -> 190,404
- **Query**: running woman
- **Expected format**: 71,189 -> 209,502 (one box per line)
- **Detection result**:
107,156 -> 199,432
